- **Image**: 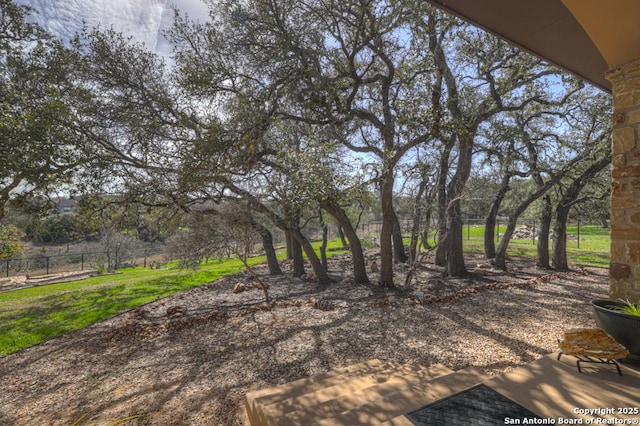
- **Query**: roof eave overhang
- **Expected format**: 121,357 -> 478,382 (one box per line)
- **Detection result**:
424,0 -> 611,93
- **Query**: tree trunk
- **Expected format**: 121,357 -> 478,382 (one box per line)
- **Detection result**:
392,209 -> 408,264
291,228 -> 334,285
521,125 -> 561,270
484,214 -> 497,260
320,228 -> 328,271
551,153 -> 611,270
254,222 -> 282,275
551,205 -> 570,271
493,156 -> 574,271
536,195 -> 552,269
0,175 -> 22,222
379,171 -> 396,288
319,210 -> 328,271
322,202 -> 369,284
290,232 -> 305,277
444,133 -> 475,277
494,185 -> 558,270
219,180 -> 331,285
445,198 -> 467,276
337,226 -> 348,247
428,18 -> 469,274
484,174 -> 510,259
421,208 -> 434,251
494,216 -> 519,270
434,167 -> 448,266
409,179 -> 426,263
525,134 -> 552,269
285,230 -> 293,260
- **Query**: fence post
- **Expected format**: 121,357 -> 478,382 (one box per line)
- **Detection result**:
144,250 -> 147,268
81,253 -> 84,271
5,260 -> 8,277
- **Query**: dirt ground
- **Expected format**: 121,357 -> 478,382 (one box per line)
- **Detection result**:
0,252 -> 610,425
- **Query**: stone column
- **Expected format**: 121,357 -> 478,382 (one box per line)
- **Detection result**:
607,58 -> 640,301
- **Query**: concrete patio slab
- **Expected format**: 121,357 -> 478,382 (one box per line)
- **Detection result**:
246,353 -> 640,425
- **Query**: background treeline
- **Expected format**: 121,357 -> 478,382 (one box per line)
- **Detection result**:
1,0 -> 611,286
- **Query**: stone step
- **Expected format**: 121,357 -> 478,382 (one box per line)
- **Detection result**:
319,366 -> 488,425
272,363 -> 453,426
246,359 -> 387,426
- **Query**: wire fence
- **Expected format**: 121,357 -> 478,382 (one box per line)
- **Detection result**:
0,246 -> 166,279
355,217 -> 606,249
1,216 -> 606,279
460,218 -> 602,249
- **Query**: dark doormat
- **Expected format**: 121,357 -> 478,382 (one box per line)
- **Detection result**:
405,384 -> 542,425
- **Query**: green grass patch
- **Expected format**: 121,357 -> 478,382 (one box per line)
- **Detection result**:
0,239 -> 349,356
404,223 -> 609,266
0,227 -> 608,357
460,224 -> 610,267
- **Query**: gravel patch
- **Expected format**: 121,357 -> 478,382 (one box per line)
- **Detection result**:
0,253 -> 609,425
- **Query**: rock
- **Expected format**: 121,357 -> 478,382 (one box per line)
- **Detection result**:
413,290 -> 425,301
513,227 -> 533,239
166,306 -> 187,318
307,298 -> 334,311
511,225 -> 542,240
233,283 -> 247,293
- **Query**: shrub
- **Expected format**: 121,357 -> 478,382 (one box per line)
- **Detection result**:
0,225 -> 23,259
29,214 -> 79,244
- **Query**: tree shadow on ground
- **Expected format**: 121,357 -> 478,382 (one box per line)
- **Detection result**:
0,256 -> 611,424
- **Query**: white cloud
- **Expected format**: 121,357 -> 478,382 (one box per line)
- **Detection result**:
156,0 -> 211,57
17,0 -> 208,54
170,0 -> 209,21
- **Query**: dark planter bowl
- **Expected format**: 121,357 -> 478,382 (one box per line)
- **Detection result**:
591,299 -> 640,356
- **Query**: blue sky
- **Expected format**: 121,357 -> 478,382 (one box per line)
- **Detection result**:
17,0 -> 209,56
